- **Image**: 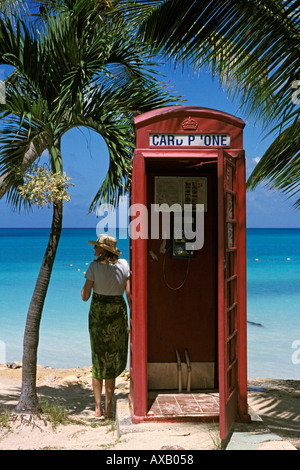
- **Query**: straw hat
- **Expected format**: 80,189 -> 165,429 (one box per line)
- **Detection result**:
88,234 -> 121,256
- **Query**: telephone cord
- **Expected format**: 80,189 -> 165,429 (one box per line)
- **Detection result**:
162,247 -> 191,290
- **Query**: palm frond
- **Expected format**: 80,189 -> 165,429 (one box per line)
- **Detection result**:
0,0 -> 28,19
247,122 -> 300,208
135,0 -> 300,128
126,0 -> 300,206
77,75 -> 180,209
0,0 -> 181,210
0,109 -> 52,208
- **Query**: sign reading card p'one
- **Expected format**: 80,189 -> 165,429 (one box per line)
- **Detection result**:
149,133 -> 230,147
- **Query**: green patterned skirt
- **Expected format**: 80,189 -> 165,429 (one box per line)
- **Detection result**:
88,293 -> 129,380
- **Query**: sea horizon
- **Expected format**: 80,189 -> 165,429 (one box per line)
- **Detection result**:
0,227 -> 299,380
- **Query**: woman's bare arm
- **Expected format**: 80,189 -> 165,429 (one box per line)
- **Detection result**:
81,279 -> 94,301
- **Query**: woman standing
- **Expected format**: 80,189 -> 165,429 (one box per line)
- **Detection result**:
81,234 -> 131,419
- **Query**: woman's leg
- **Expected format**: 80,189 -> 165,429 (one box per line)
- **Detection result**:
104,379 -> 115,419
92,378 -> 103,417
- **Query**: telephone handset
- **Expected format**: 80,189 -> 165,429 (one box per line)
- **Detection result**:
171,214 -> 195,259
172,238 -> 194,259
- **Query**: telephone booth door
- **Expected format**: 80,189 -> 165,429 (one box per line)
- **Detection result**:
218,150 -> 248,439
129,107 -> 249,441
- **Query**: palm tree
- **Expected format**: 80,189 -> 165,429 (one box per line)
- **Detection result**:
122,0 -> 300,207
0,0 -> 179,411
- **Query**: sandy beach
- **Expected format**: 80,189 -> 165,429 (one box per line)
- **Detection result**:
0,363 -> 299,451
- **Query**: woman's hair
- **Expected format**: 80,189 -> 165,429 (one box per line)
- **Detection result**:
96,250 -> 119,265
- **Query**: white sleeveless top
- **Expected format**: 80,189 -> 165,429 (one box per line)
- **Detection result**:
85,258 -> 130,296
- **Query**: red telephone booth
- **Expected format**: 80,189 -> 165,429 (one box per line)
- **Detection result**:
129,106 -> 250,440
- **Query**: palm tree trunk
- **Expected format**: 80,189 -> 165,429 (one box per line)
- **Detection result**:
15,199 -> 63,412
0,135 -> 50,200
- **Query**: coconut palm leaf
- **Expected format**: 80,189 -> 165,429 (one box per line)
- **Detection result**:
0,0 -> 28,18
0,67 -> 54,207
0,116 -> 52,210
0,0 -> 181,210
120,0 -> 300,204
77,75 -> 180,209
247,121 -> 300,208
133,0 -> 299,125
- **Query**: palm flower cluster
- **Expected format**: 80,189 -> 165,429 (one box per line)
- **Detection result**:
19,164 -> 74,209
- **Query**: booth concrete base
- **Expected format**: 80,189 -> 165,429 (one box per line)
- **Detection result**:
115,398 -> 297,450
146,391 -> 219,422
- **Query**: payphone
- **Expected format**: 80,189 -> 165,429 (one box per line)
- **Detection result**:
129,106 -> 250,440
155,176 -> 207,259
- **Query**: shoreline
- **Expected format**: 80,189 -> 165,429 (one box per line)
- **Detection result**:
3,358 -> 299,381
0,363 -> 299,450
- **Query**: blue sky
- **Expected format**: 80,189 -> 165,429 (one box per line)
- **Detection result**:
0,62 -> 299,229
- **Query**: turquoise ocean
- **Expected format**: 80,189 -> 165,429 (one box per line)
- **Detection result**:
0,228 -> 299,379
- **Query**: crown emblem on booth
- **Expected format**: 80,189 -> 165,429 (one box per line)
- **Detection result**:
182,116 -> 198,131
